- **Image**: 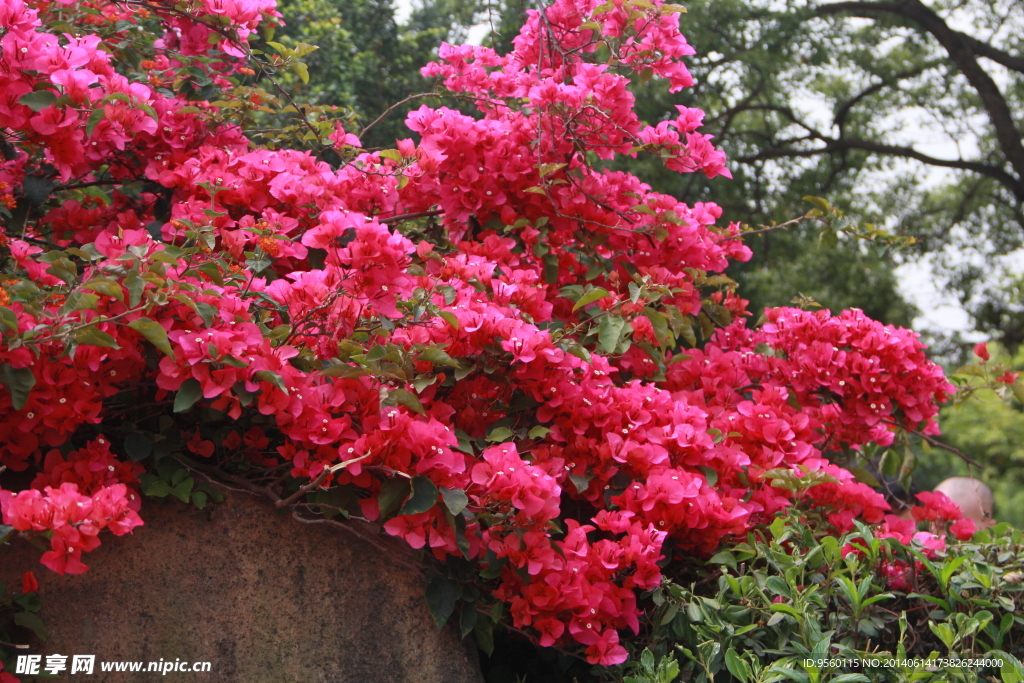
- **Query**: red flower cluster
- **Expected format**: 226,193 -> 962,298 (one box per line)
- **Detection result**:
0,483 -> 142,574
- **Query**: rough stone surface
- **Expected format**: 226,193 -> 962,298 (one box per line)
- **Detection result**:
0,494 -> 484,683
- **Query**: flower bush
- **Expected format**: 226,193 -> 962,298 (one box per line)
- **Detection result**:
0,0 -> 979,676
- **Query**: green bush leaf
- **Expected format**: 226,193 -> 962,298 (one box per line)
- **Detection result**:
18,90 -> 57,112
440,487 -> 469,515
76,326 -> 120,349
377,478 -> 411,519
14,611 -> 47,639
597,315 -> 626,354
398,475 -> 438,516
459,604 -> 477,639
572,287 -> 610,312
128,317 -> 175,359
81,278 -> 125,303
173,378 -> 203,412
426,576 -> 461,630
0,363 -> 36,410
391,388 -> 425,416
124,433 -> 153,462
254,370 -> 289,394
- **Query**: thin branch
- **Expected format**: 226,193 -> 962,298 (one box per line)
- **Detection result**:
739,137 -> 1023,200
910,429 -> 982,469
379,209 -> 445,224
717,214 -> 819,242
359,93 -> 444,139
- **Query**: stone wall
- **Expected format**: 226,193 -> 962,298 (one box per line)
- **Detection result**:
0,494 -> 484,683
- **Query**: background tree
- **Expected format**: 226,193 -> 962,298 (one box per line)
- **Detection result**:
272,0 -> 479,148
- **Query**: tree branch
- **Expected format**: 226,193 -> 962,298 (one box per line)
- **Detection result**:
815,0 -> 1024,201
738,136 -> 1024,200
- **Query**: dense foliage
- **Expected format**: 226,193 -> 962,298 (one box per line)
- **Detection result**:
0,0 -> 1020,681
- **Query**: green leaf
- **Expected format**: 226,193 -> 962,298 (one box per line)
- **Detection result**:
537,162 -> 566,177
128,317 -> 175,359
170,477 -> 194,503
804,195 -> 831,212
391,388 -> 425,415
0,306 -> 18,334
473,613 -> 494,656
419,347 -> 459,367
486,426 -> 513,442
291,61 -> 310,83
81,278 -> 125,303
191,491 -> 208,509
709,550 -> 737,571
195,301 -> 218,328
597,315 -> 627,354
0,363 -> 36,410
439,487 -> 469,516
642,309 -> 671,348
438,310 -> 460,330
124,270 -> 146,308
144,479 -> 172,497
14,611 -> 47,639
124,433 -> 153,462
196,262 -> 223,286
459,604 -> 477,639
724,649 -> 750,683
173,378 -> 203,412
75,326 -> 119,349
254,370 -> 289,394
990,650 -> 1024,683
86,107 -> 106,138
528,425 -> 551,440
398,475 -> 438,516
377,477 -> 412,518
572,287 -> 610,312
18,90 -> 57,112
425,577 -> 461,630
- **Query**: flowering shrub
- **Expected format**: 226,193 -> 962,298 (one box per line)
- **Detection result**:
0,0 -> 959,674
630,512 -> 1024,683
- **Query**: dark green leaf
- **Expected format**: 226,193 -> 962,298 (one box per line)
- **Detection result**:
459,604 -> 477,639
254,370 -> 288,394
128,317 -> 175,359
473,614 -> 494,656
173,378 -> 203,412
14,611 -> 47,639
124,433 -> 153,462
377,477 -> 411,519
0,363 -> 35,410
426,577 -> 461,630
0,306 -> 18,334
398,475 -> 438,516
